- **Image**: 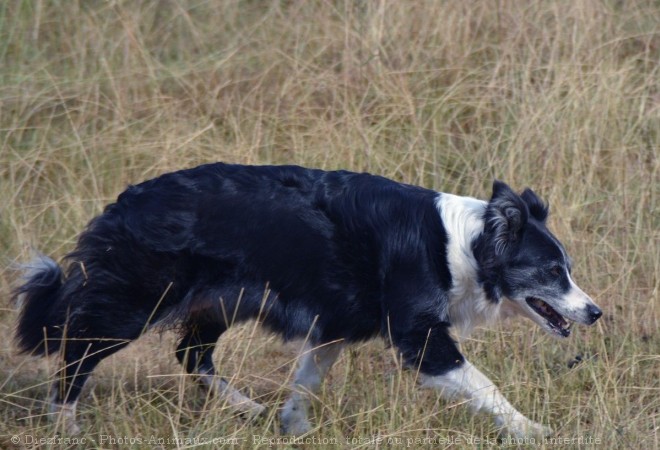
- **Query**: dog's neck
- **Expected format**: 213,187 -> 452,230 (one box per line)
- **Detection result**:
436,193 -> 502,339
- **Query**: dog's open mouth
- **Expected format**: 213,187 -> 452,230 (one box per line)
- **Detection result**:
526,297 -> 571,337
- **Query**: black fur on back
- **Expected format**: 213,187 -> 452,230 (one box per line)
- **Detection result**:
14,163 -> 464,375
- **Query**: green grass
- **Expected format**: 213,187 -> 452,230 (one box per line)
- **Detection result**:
1,1 -> 658,448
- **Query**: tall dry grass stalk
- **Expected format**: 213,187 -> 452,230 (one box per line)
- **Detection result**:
1,1 -> 658,448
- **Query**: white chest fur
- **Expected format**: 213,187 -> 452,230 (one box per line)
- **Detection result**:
436,193 -> 502,339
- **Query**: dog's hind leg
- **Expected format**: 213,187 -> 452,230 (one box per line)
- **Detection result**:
280,341 -> 343,435
50,336 -> 132,434
175,323 -> 265,418
420,360 -> 553,438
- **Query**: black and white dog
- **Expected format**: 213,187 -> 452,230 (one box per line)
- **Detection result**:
15,163 -> 602,436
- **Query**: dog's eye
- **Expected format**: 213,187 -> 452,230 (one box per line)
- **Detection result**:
549,266 -> 562,277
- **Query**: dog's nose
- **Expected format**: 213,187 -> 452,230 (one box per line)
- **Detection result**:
586,304 -> 602,324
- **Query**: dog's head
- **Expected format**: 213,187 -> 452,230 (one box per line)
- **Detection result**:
473,181 -> 602,338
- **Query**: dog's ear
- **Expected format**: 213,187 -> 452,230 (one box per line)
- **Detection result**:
520,188 -> 549,222
486,180 -> 528,255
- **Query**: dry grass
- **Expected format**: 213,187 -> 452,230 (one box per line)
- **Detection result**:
1,1 -> 658,448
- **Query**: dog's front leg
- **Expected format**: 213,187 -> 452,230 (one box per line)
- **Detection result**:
281,342 -> 343,435
421,360 -> 552,438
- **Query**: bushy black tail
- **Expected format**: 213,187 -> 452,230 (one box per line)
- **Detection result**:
13,256 -> 64,356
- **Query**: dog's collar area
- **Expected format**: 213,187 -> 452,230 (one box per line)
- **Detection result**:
525,297 -> 571,337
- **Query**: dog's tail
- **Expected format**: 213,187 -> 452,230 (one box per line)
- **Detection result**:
13,255 -> 65,356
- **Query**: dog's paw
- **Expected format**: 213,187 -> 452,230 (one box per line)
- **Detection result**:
280,403 -> 312,435
50,401 -> 81,435
239,401 -> 267,421
280,416 -> 312,436
502,417 -> 553,439
209,377 -> 266,420
62,420 -> 82,436
527,421 -> 553,438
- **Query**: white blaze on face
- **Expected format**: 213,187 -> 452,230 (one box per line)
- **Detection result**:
548,274 -> 601,325
564,275 -> 593,311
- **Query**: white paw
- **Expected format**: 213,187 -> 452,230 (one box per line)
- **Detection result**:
280,401 -> 312,435
49,401 -> 81,435
208,377 -> 265,420
63,420 -> 82,436
239,401 -> 267,421
503,417 -> 553,438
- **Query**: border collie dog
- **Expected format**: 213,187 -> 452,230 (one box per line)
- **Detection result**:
15,163 -> 601,436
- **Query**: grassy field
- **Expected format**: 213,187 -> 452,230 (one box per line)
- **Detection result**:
1,0 -> 658,448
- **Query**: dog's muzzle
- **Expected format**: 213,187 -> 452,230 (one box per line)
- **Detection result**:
585,303 -> 602,325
